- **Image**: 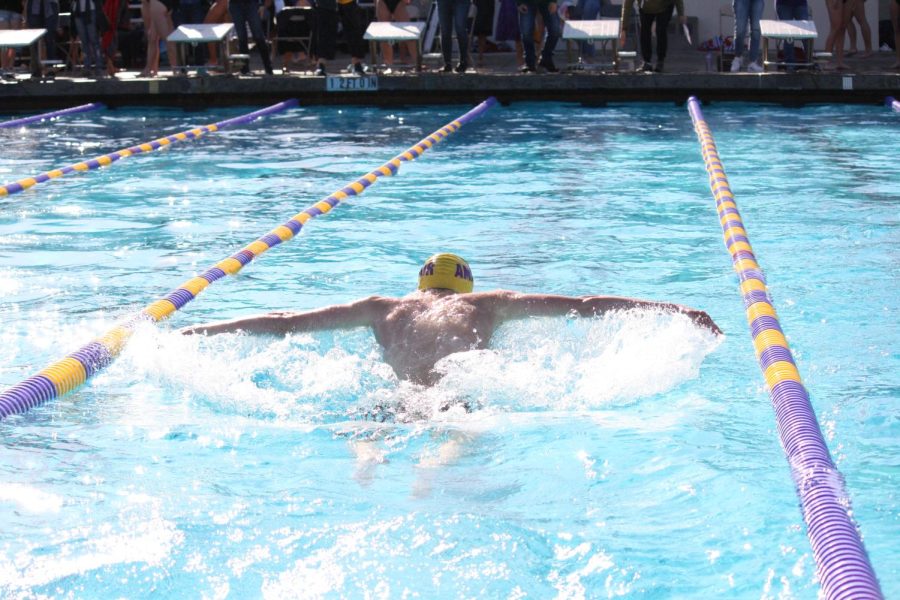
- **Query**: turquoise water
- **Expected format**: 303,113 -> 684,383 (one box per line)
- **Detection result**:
0,102 -> 897,598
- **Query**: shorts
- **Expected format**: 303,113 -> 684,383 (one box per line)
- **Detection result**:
0,9 -> 24,25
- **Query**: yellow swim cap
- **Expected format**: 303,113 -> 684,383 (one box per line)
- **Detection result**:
417,253 -> 474,293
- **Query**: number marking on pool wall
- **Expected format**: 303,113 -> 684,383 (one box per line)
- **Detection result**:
326,75 -> 379,92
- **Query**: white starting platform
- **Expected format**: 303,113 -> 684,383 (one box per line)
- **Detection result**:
363,21 -> 425,72
562,19 -> 630,71
167,23 -> 235,72
0,28 -> 47,77
760,19 -> 819,70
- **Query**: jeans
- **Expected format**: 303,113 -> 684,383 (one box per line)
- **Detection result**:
26,10 -> 58,60
639,4 -> 673,63
518,1 -> 559,68
228,0 -> 273,72
775,1 -> 808,65
437,0 -> 470,66
575,0 -> 600,56
733,0 -> 763,63
74,13 -> 101,69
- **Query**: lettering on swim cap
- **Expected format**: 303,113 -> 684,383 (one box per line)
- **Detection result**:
417,253 -> 474,293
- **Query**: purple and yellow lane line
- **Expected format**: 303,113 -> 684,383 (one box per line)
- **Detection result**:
0,97 -> 498,419
0,100 -> 298,198
687,96 -> 882,600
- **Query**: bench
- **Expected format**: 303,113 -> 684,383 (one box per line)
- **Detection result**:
363,21 -> 425,72
0,28 -> 47,78
167,23 -> 235,73
562,19 -> 629,71
760,19 -> 818,71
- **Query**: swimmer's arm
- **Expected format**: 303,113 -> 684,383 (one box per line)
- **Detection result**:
488,291 -> 722,334
180,296 -> 390,336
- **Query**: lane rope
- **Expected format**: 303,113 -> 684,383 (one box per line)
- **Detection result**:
0,97 -> 498,419
0,102 -> 106,129
686,96 -> 883,600
0,100 -> 298,198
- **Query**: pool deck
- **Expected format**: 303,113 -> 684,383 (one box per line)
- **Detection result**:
1,42 -> 898,110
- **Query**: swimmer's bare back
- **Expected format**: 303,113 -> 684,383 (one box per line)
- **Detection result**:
181,289 -> 721,386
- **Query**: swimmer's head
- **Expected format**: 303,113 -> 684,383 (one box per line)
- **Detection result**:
417,253 -> 474,294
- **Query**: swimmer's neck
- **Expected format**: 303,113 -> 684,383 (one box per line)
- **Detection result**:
413,288 -> 463,298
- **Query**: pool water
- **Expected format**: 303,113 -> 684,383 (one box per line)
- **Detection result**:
0,102 -> 897,598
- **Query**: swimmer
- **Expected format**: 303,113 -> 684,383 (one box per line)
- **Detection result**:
182,253 -> 722,386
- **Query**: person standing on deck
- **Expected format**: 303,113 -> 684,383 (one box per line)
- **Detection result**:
618,0 -> 685,73
516,0 -> 560,72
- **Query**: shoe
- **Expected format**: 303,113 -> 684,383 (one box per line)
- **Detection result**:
353,62 -> 365,76
639,61 -> 653,72
747,61 -> 763,73
315,63 -> 326,76
654,61 -> 664,73
440,63 -> 453,73
520,64 -> 535,73
538,58 -> 558,72
455,62 -> 468,73
730,56 -> 742,72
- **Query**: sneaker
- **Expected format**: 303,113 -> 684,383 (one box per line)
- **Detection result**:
315,63 -> 326,76
455,62 -> 468,74
520,64 -> 535,73
730,56 -> 742,72
747,61 -> 763,73
654,61 -> 664,73
353,62 -> 365,75
538,58 -> 558,73
639,61 -> 654,72
440,63 -> 453,73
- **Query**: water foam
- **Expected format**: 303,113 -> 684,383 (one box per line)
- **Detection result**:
114,310 -> 720,424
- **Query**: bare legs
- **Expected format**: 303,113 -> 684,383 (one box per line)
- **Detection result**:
141,0 -> 178,77
375,0 -> 417,67
0,20 -> 17,71
845,0 -> 872,57
204,0 -> 230,67
825,0 -> 856,69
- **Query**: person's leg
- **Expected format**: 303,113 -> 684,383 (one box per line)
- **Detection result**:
393,1 -> 417,64
653,3 -> 673,69
0,18 -> 12,70
73,15 -> 88,69
141,0 -> 160,74
245,0 -> 273,73
452,0 -> 469,69
851,0 -> 871,56
775,1 -> 794,64
732,0 -> 749,66
747,0 -> 763,65
833,0 -> 855,68
229,0 -> 249,54
436,0 -> 454,68
518,2 -> 537,69
638,10 -> 654,64
84,16 -> 101,70
537,1 -> 559,67
44,11 -> 58,61
375,0 -> 394,64
578,0 -> 599,56
159,6 -> 178,71
891,0 -> 900,68
204,0 -> 230,65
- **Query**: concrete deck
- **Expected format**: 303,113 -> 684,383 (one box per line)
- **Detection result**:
1,40 -> 898,110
